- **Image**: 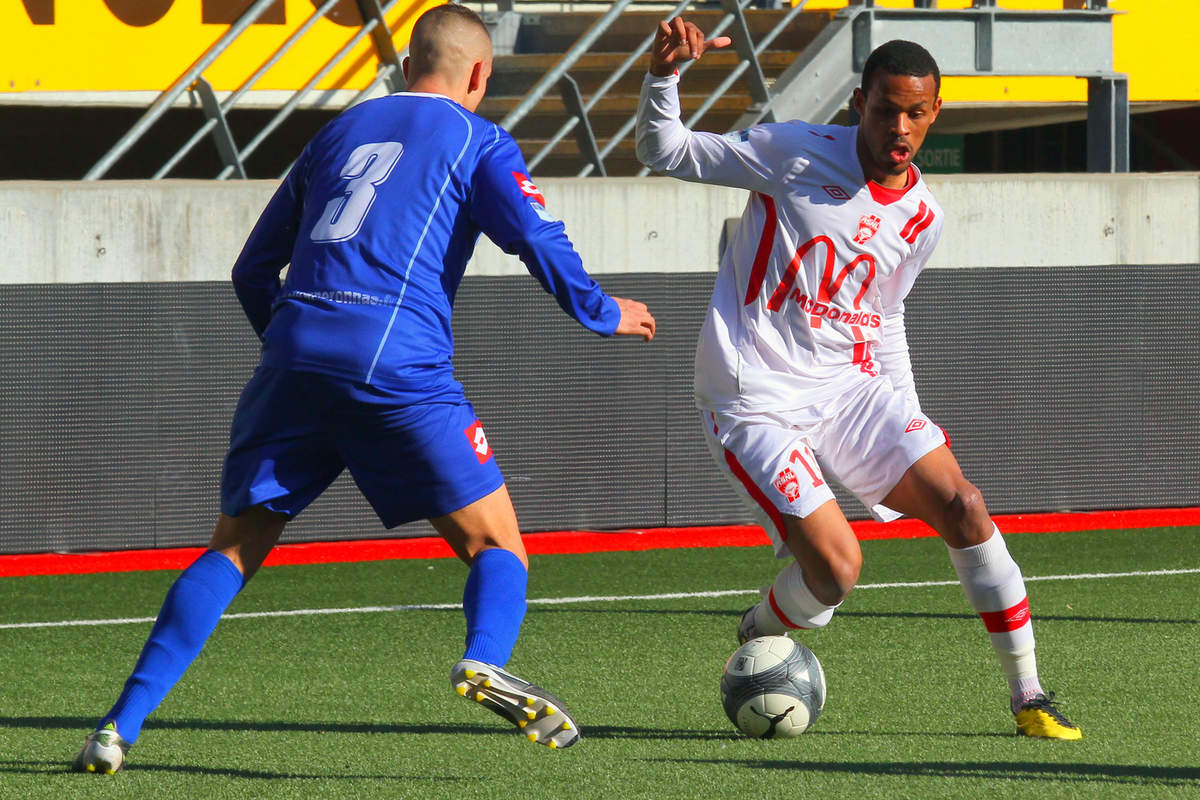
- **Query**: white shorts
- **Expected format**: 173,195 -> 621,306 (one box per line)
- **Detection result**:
702,378 -> 946,557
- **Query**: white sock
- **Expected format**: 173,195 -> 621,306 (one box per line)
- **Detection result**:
753,561 -> 839,634
946,526 -> 1044,712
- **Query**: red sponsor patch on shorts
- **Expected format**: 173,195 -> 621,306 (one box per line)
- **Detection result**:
464,420 -> 493,464
772,467 -> 802,502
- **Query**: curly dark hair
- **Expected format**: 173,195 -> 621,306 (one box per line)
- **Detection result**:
861,40 -> 941,95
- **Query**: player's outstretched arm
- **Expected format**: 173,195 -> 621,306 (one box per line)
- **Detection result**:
649,17 -> 732,76
638,19 -> 783,192
610,296 -> 656,342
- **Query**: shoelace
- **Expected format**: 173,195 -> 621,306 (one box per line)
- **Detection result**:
1021,692 -> 1076,727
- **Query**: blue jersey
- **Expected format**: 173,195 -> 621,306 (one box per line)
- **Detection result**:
231,91 -> 620,402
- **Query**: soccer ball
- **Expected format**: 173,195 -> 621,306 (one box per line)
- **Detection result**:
720,635 -> 826,738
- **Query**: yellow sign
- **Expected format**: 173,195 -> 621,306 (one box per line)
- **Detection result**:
799,0 -> 1200,103
3,0 -> 1197,102
1,0 -> 441,94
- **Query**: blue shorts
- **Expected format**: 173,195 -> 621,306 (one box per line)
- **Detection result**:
220,367 -> 505,527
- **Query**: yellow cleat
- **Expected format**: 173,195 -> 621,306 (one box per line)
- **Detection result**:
548,741 -> 558,750
86,764 -> 95,773
1015,693 -> 1082,740
464,670 -> 476,679
562,721 -> 572,731
456,685 -> 467,696
525,710 -> 537,720
518,720 -> 528,729
527,732 -> 539,743
545,706 -> 557,716
475,692 -> 486,702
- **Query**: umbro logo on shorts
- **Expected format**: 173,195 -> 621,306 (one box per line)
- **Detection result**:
905,418 -> 927,433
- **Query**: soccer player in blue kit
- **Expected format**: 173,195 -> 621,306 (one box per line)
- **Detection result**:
73,3 -> 656,773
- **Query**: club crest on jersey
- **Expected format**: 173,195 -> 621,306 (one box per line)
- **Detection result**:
772,467 -> 802,503
512,172 -> 545,206
905,418 -> 927,434
853,214 -> 881,245
464,420 -> 493,464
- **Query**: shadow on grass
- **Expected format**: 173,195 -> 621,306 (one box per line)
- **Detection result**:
653,757 -> 1200,786
532,606 -> 1199,625
0,715 -> 507,737
1,715 -> 741,742
0,758 -> 468,781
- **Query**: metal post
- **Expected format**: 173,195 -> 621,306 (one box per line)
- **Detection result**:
355,0 -> 402,93
192,77 -> 247,179
719,0 -> 772,107
1087,75 -> 1129,172
975,7 -> 993,71
556,74 -> 604,178
558,74 -> 606,177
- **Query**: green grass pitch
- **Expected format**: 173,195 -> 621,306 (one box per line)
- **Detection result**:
0,526 -> 1197,799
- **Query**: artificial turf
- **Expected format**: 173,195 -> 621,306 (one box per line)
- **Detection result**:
0,526 -> 1196,799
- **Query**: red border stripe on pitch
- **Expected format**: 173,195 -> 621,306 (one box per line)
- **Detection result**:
1,507 -> 1198,578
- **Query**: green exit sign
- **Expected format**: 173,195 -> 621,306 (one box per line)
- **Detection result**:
915,134 -> 964,173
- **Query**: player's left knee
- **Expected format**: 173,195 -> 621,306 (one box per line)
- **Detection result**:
944,483 -> 991,543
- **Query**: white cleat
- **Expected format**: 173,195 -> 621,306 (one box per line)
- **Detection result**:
451,659 -> 580,749
71,722 -> 130,774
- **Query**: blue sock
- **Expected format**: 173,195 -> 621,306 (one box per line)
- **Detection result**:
461,548 -> 527,667
101,550 -> 245,742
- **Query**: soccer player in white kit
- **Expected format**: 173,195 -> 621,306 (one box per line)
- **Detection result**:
636,17 -> 1080,739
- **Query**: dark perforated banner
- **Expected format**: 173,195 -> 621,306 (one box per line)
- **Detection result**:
1,267 -> 1197,554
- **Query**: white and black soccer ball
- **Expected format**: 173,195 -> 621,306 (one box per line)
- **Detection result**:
720,635 -> 826,738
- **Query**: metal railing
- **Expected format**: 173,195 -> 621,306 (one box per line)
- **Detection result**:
496,0 -> 804,177
85,0 -> 406,180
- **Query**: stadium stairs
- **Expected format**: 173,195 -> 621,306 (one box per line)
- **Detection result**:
474,9 -> 831,176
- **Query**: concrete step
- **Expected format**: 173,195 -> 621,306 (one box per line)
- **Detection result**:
476,92 -> 747,138
511,9 -> 831,54
487,50 -> 797,97
518,137 -> 645,177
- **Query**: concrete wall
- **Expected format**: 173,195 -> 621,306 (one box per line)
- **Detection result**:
2,173 -> 1198,283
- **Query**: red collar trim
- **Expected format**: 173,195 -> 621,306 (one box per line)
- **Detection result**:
866,165 -> 917,205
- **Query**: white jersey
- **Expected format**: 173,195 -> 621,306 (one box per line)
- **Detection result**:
636,73 -> 943,413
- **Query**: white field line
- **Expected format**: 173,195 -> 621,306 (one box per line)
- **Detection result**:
1,567 -> 1197,631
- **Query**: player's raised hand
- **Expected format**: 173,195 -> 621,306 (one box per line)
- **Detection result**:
611,296 -> 656,342
649,17 -> 733,78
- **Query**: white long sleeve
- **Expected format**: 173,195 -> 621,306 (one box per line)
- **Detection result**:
636,72 -> 797,194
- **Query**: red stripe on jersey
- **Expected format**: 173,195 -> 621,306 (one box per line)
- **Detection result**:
899,201 -> 928,241
743,193 -> 778,305
852,339 -> 877,376
767,586 -> 804,630
714,416 -> 788,543
905,206 -> 936,243
980,597 -> 1032,633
